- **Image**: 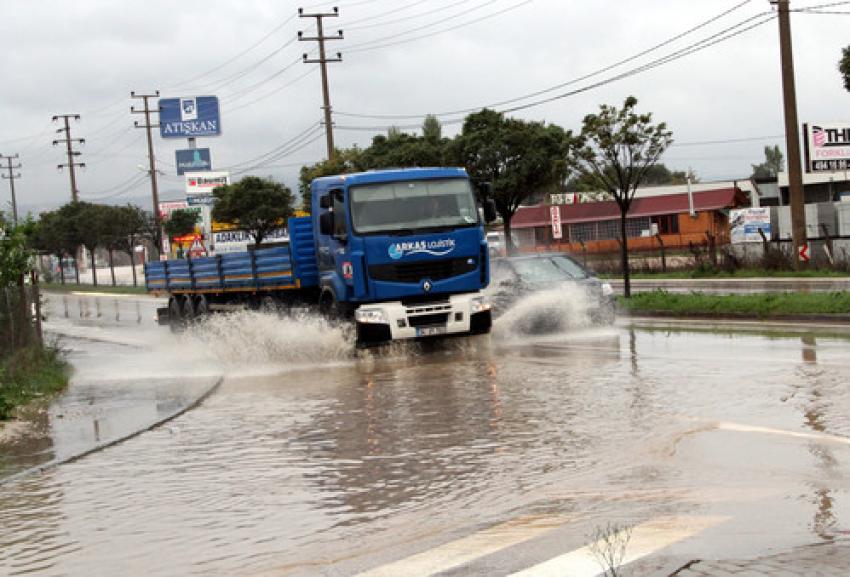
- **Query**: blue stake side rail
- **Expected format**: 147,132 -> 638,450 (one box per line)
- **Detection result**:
144,216 -> 318,295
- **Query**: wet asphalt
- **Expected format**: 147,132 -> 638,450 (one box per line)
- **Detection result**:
1,291 -> 849,576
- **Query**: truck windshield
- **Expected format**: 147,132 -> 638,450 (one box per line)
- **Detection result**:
350,178 -> 479,234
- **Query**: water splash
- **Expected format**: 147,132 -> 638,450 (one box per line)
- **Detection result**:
181,309 -> 354,369
492,284 -> 594,338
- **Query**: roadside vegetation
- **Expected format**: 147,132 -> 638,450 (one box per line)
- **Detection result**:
1,214 -> 69,421
619,290 -> 850,317
1,346 -> 67,421
607,268 -> 850,279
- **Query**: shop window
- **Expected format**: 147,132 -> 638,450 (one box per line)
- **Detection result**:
651,214 -> 680,235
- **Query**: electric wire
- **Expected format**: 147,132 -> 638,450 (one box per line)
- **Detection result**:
336,0 -> 754,120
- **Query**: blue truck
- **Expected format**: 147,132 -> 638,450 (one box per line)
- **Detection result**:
145,167 -> 497,346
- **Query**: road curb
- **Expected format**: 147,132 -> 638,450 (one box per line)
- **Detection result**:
0,376 -> 223,487
620,310 -> 850,324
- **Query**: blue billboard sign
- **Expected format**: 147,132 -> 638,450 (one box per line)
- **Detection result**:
159,96 -> 221,139
175,148 -> 212,175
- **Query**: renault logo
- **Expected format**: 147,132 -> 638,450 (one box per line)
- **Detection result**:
422,280 -> 432,293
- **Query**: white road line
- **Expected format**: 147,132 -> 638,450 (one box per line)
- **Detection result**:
718,421 -> 850,446
353,514 -> 574,577
508,515 -> 728,577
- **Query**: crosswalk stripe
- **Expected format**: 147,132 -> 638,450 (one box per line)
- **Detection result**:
352,514 -> 574,577
718,421 -> 850,446
508,515 -> 728,577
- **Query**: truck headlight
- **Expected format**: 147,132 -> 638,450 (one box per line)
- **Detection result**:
601,282 -> 614,297
355,308 -> 389,324
470,295 -> 491,313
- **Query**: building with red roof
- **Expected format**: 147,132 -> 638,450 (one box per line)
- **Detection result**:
509,186 -> 750,254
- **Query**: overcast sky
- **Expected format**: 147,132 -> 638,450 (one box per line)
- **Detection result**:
1,0 -> 849,215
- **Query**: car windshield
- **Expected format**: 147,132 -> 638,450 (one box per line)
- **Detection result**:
550,255 -> 589,279
350,178 -> 479,234
511,256 -> 589,283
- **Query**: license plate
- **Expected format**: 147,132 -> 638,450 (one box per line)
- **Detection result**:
416,326 -> 447,337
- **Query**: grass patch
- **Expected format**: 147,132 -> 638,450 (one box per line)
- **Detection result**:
42,283 -> 148,295
619,290 -> 850,317
0,346 -> 69,421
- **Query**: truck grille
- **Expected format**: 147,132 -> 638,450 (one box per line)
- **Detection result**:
369,257 -> 476,283
408,313 -> 449,328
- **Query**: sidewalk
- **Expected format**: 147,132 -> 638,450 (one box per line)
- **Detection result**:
665,540 -> 850,576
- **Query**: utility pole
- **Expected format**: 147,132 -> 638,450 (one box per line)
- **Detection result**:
131,91 -> 162,250
0,154 -> 21,225
774,0 -> 807,268
52,114 -> 85,202
299,6 -> 343,160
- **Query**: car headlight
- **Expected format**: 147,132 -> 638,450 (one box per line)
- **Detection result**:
355,308 -> 389,324
601,282 -> 614,297
470,295 -> 492,313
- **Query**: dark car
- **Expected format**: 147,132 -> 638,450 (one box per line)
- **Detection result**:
487,253 -> 615,333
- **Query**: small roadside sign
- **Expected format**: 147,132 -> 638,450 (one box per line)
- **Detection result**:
550,206 -> 562,240
799,243 -> 810,262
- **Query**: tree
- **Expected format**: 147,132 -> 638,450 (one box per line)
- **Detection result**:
751,145 -> 784,179
54,202 -> 86,284
0,213 -> 32,288
299,147 -> 363,212
30,211 -> 70,284
839,45 -> 850,92
212,176 -> 295,245
108,205 -> 146,287
74,203 -> 109,287
571,96 -> 673,297
450,109 -> 573,253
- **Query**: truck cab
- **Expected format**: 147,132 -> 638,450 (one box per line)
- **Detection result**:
311,167 -> 494,345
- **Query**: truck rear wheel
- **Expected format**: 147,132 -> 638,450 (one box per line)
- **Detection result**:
168,296 -> 183,333
195,295 -> 210,317
182,295 -> 196,322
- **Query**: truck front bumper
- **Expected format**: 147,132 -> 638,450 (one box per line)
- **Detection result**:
354,292 -> 492,347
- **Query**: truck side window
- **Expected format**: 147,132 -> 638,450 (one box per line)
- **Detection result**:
332,189 -> 347,239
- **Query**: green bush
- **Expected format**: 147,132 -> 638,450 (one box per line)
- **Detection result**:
0,345 -> 68,421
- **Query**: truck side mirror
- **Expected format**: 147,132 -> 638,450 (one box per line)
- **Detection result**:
319,212 -> 333,236
319,194 -> 332,209
483,199 -> 497,223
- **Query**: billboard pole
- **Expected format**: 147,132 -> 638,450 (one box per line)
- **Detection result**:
131,91 -> 162,255
775,0 -> 807,268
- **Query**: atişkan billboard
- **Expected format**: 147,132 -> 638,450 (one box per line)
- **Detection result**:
159,96 -> 221,139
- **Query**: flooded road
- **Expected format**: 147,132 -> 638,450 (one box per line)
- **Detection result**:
1,292 -> 850,576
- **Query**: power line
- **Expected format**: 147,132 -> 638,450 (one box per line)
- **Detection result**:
222,122 -> 323,171
336,0 -> 755,120
130,91 -> 163,235
227,67 -> 318,114
52,114 -> 85,202
299,6 -> 344,160
232,130 -> 327,175
0,154 -> 22,225
343,0 -> 510,52
346,0 -> 475,30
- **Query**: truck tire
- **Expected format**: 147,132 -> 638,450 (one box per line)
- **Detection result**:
319,289 -> 351,321
195,295 -> 209,317
182,295 -> 196,322
168,296 -> 183,333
